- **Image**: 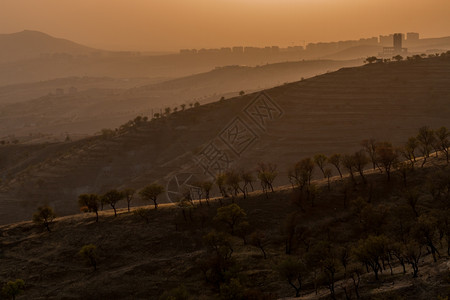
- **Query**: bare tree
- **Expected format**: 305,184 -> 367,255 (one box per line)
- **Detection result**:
201,181 -> 213,206
404,241 -> 422,278
342,155 -> 356,184
328,154 -> 343,178
249,230 -> 270,259
314,154 -> 327,178
435,126 -> 450,163
403,137 -> 418,166
277,258 -> 306,298
240,170 -> 254,197
353,235 -> 389,280
257,163 -> 277,197
417,126 -> 435,167
224,170 -> 242,198
288,158 -> 314,191
412,214 -> 440,262
353,150 -> 369,184
361,139 -> 378,170
375,142 -> 399,182
123,188 -> 135,212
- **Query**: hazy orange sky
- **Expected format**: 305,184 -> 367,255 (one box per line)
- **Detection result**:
1,0 -> 450,51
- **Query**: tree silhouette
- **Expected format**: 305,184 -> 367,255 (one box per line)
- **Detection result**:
32,205 -> 56,232
412,214 -> 440,262
277,257 -> 306,297
215,173 -> 228,199
102,189 -> 124,217
288,158 -> 314,191
353,150 -> 369,184
404,241 -> 422,277
361,139 -> 378,170
364,56 -> 378,64
134,208 -> 152,224
241,170 -> 254,197
257,163 -> 277,197
403,136 -> 418,166
123,188 -> 135,212
396,161 -> 413,187
314,154 -> 327,178
342,155 -> 356,184
2,279 -> 25,300
203,230 -> 234,259
328,154 -> 343,178
249,230 -> 270,259
417,126 -> 435,167
214,203 -> 248,235
224,170 -> 242,198
78,194 -> 100,222
353,235 -> 389,280
435,126 -> 450,163
79,244 -> 99,271
140,183 -> 164,210
392,55 -> 403,62
201,181 -> 213,206
375,142 -> 399,181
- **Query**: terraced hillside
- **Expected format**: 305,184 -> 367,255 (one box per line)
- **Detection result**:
0,55 -> 450,224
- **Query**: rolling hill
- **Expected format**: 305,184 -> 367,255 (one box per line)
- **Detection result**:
0,59 -> 362,138
0,30 -> 104,63
0,55 -> 450,225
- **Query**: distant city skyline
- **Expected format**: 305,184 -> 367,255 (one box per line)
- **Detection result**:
1,0 -> 450,52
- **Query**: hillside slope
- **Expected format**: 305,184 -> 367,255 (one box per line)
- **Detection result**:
0,158 -> 449,299
0,55 -> 450,224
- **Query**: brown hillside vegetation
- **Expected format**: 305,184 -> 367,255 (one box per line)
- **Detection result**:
1,152 -> 449,299
1,54 -> 450,224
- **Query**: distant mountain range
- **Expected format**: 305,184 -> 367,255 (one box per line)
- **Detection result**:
0,30 -> 105,63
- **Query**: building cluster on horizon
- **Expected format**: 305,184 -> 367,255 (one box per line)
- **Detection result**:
381,33 -> 409,56
180,45 -> 303,56
179,32 -> 420,57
